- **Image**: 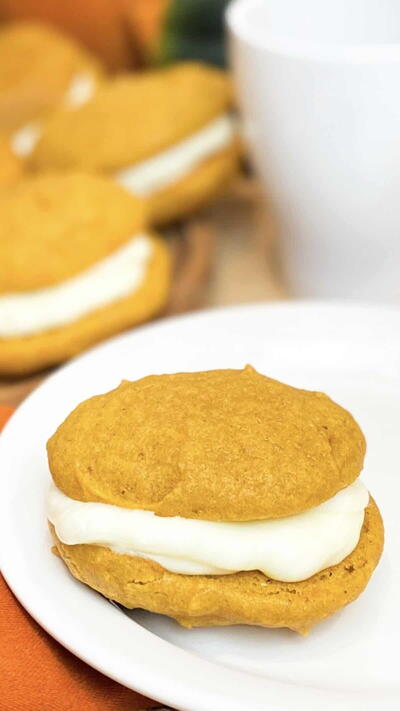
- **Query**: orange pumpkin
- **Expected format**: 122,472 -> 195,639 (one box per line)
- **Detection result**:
0,0 -> 138,69
0,405 -> 14,431
126,0 -> 169,59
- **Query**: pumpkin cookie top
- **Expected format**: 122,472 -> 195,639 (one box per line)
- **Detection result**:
0,21 -> 103,132
47,366 -> 366,521
30,62 -> 233,172
0,172 -> 145,294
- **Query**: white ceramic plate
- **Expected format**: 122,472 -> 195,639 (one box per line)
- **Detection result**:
1,302 -> 399,711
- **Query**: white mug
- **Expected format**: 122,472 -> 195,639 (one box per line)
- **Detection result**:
227,0 -> 400,300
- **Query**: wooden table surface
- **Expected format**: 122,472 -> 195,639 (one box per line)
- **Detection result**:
0,177 -> 287,407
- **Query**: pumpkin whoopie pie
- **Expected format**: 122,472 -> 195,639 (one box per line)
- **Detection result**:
29,62 -> 240,224
0,21 -> 103,155
47,366 -> 384,634
0,172 -> 170,375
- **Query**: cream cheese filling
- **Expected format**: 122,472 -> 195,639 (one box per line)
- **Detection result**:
11,121 -> 42,158
0,234 -> 152,338
10,72 -> 96,158
114,113 -> 236,197
62,72 -> 96,109
47,478 -> 369,582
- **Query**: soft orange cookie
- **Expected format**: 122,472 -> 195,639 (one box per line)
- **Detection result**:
0,135 -> 23,188
30,63 -> 240,224
0,21 -> 104,134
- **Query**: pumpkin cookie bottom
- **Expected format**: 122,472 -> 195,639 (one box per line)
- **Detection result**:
145,141 -> 240,225
51,498 -> 383,634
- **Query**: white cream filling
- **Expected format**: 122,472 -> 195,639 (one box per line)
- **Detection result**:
114,113 -> 236,197
47,479 -> 369,582
10,72 -> 96,157
63,72 -> 96,109
11,122 -> 42,158
0,234 -> 152,338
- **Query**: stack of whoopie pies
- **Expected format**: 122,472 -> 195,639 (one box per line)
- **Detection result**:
0,27 -> 241,373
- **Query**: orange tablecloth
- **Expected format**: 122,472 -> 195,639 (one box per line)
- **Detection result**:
0,405 -> 159,711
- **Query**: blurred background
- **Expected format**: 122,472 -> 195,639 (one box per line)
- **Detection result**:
0,0 -> 230,69
0,0 -> 282,406
1,0 -> 399,403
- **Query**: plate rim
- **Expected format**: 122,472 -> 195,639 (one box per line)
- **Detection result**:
1,300 -> 399,711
